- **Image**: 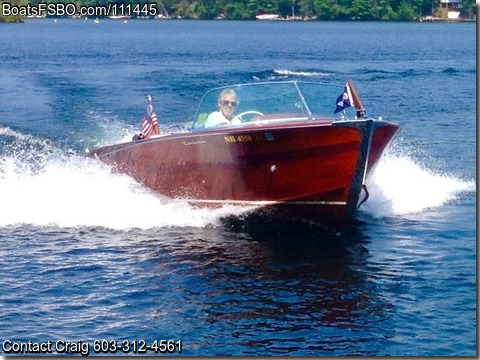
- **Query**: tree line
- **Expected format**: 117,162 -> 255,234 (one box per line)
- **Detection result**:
1,0 -> 476,22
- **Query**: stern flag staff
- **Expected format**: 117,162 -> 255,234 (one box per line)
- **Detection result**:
334,81 -> 355,114
334,80 -> 366,119
133,95 -> 160,141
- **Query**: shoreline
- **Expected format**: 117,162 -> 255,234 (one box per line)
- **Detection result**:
3,16 -> 476,23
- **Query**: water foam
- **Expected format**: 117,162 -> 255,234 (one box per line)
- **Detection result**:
273,69 -> 332,78
0,154 -> 251,229
362,155 -> 475,218
0,127 -> 249,229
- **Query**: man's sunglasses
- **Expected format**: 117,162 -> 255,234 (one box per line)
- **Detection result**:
221,100 -> 238,107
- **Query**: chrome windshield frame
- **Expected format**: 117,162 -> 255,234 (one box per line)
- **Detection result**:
191,81 -> 345,130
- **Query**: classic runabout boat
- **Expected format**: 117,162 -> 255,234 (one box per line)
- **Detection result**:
87,81 -> 399,229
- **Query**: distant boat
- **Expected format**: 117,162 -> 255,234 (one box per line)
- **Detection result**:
108,15 -> 129,20
155,14 -> 173,20
447,11 -> 460,19
256,13 -> 281,20
87,81 -> 399,229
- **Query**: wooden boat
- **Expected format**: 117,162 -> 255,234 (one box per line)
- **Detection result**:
87,81 -> 399,229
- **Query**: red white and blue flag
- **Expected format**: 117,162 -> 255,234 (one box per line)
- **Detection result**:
334,82 -> 355,114
140,95 -> 158,139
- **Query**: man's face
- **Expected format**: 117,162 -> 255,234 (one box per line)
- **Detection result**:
218,94 -> 238,120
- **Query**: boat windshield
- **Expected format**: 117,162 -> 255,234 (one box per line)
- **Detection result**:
191,81 -> 355,130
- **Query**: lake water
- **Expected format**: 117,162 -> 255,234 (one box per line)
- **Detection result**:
0,19 -> 476,356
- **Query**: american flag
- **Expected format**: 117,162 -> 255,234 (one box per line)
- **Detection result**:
140,95 -> 158,139
334,82 -> 355,114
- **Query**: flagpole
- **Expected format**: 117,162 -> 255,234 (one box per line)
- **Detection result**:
347,79 -> 366,119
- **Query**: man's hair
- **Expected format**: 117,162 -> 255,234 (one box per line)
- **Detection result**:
217,89 -> 238,103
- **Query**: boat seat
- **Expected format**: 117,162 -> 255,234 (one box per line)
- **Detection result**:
193,113 -> 208,129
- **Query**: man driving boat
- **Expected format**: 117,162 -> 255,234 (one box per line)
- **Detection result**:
205,89 -> 241,127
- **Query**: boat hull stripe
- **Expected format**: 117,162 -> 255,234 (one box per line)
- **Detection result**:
185,199 -> 347,206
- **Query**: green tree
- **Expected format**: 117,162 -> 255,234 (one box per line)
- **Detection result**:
298,0 -> 315,17
244,0 -> 260,18
224,2 -> 246,18
277,0 -> 292,16
384,7 -> 398,19
396,1 -> 416,19
414,0 -> 435,15
350,0 -> 374,19
197,0 -> 219,19
461,0 -> 476,18
373,0 -> 396,19
335,0 -> 353,20
314,0 -> 336,19
0,0 -> 28,22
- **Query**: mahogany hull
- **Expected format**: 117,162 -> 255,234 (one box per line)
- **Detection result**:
89,119 -> 399,228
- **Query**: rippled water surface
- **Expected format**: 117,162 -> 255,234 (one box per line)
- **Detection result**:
0,19 -> 476,356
